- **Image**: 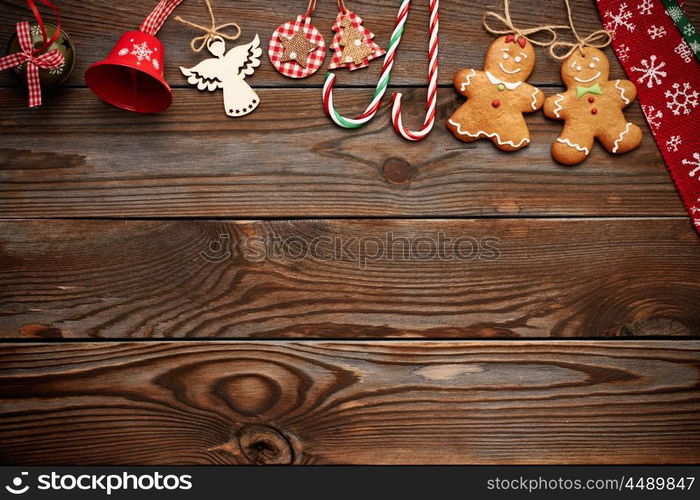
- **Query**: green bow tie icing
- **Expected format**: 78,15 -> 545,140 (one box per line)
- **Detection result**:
576,83 -> 603,98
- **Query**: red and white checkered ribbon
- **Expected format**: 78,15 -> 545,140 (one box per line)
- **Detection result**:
0,22 -> 64,107
140,0 -> 186,35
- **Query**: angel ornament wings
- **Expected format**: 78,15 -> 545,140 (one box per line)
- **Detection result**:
181,35 -> 262,117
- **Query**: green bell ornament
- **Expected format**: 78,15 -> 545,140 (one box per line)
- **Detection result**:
6,22 -> 75,88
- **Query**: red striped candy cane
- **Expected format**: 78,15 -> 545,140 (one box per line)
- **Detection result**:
392,0 -> 439,141
323,0 -> 411,129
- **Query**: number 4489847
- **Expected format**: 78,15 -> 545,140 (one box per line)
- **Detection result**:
624,476 -> 695,491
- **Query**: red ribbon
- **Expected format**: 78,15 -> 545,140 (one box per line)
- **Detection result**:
505,34 -> 527,48
26,0 -> 62,54
0,22 -> 65,107
140,0 -> 186,35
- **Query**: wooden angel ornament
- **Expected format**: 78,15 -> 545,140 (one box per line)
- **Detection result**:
181,35 -> 262,117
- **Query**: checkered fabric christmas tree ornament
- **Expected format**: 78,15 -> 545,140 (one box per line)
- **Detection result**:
268,0 -> 326,78
329,7 -> 385,71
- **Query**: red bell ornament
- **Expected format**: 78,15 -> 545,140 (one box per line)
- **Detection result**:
85,0 -> 185,113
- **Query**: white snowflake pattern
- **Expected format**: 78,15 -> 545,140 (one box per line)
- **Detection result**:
665,82 -> 699,116
647,25 -> 666,40
618,44 -> 631,61
693,206 -> 700,229
30,24 -> 42,37
684,24 -> 696,37
48,61 -> 65,76
675,40 -> 694,63
667,6 -> 683,23
604,3 -> 635,37
691,40 -> 700,53
130,42 -> 153,65
638,0 -> 653,16
631,55 -> 667,88
118,48 -> 129,56
152,58 -> 160,70
683,152 -> 700,178
641,104 -> 663,130
666,135 -> 682,152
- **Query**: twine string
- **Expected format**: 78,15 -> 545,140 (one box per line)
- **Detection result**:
175,0 -> 241,53
483,0 -> 567,47
337,0 -> 348,14
549,0 -> 611,59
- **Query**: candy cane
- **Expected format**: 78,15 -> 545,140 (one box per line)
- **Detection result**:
392,0 -> 439,141
322,0 -> 411,129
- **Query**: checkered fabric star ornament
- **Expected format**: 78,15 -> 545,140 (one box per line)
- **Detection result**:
269,15 -> 326,78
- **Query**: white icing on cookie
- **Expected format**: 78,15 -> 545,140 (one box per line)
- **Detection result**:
498,63 -> 521,75
612,122 -> 632,153
448,119 -> 530,148
557,137 -> 590,155
553,94 -> 564,118
460,69 -> 477,91
574,72 -> 601,83
614,79 -> 630,105
485,71 -> 522,89
530,88 -> 540,110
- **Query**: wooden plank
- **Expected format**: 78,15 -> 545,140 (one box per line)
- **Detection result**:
1,218 -> 698,339
0,341 -> 698,464
0,0 -> 658,88
0,88 -> 684,218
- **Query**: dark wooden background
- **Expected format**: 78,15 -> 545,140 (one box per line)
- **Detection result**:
0,0 -> 699,464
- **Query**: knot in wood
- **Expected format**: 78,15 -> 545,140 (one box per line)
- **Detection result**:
382,157 -> 415,185
237,424 -> 294,465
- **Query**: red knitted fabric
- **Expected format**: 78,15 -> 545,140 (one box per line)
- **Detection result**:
597,0 -> 699,233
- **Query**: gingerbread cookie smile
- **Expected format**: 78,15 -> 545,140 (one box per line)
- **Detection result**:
499,63 -> 521,74
574,72 -> 601,83
498,45 -> 528,75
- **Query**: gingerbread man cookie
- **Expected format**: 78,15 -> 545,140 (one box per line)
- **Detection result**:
447,35 -> 545,151
544,47 -> 642,165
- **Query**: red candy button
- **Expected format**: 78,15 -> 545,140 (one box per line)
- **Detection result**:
588,96 -> 595,103
591,108 -> 598,115
491,99 -> 500,108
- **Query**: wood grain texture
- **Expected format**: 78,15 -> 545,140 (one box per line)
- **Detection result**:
2,218 -> 698,339
1,0 -> 697,469
0,0 -> 663,88
0,341 -> 698,465
1,0 -> 694,218
0,88 -> 685,218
